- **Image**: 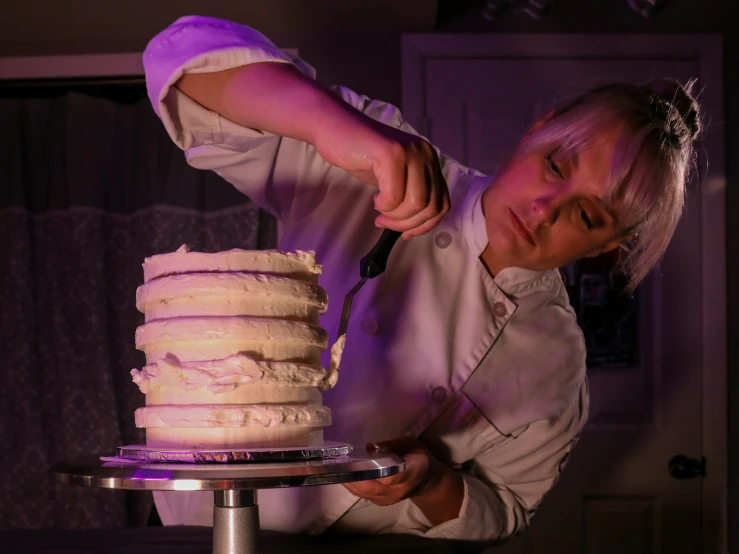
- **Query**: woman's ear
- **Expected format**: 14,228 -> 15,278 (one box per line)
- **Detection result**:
585,237 -> 626,260
587,233 -> 636,260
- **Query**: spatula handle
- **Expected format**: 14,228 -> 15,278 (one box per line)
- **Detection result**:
360,229 -> 402,279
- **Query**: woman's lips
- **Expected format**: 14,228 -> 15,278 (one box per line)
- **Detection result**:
509,209 -> 535,246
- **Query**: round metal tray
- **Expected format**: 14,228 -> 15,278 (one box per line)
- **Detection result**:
51,450 -> 405,554
52,451 -> 404,491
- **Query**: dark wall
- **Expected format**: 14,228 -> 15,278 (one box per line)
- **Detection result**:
0,1 -> 436,108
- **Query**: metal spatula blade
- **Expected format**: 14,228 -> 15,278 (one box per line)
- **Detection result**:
336,229 -> 401,341
336,277 -> 367,340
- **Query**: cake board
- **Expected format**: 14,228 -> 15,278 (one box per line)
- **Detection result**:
50,445 -> 405,554
116,440 -> 354,463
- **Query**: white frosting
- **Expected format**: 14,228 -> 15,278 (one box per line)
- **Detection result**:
143,245 -> 322,283
323,335 -> 346,390
131,354 -> 326,395
135,404 -> 331,428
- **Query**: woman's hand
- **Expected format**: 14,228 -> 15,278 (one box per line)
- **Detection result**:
311,110 -> 450,239
342,436 -> 464,525
342,436 -> 438,505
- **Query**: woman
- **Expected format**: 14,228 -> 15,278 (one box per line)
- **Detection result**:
143,15 -> 701,544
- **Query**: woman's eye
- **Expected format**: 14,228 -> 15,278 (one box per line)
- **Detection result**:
545,155 -> 563,178
580,206 -> 594,230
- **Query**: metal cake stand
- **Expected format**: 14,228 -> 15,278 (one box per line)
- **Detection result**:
50,442 -> 405,554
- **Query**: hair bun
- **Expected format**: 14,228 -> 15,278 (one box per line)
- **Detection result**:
644,77 -> 702,141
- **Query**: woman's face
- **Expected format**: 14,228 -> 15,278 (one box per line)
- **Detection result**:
481,122 -> 629,275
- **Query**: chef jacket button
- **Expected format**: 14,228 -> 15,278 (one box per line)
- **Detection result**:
361,317 -> 379,335
431,386 -> 449,403
434,231 -> 452,249
493,302 -> 508,317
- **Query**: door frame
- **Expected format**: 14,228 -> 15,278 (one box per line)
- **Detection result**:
401,33 -> 726,553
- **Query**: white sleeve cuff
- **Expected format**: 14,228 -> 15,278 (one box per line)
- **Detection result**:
393,475 -> 472,539
143,15 -> 315,150
411,472 -> 513,541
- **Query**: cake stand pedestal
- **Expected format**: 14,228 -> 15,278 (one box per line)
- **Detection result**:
50,450 -> 404,554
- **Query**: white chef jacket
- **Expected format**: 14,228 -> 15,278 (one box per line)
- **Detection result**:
142,16 -> 589,544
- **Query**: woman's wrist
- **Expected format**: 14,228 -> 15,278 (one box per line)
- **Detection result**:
410,459 -> 465,526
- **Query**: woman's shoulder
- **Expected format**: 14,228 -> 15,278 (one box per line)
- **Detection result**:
497,267 -> 570,304
462,268 -> 587,436
501,268 -> 585,356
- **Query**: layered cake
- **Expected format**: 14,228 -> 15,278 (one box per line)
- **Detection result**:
130,245 -> 335,449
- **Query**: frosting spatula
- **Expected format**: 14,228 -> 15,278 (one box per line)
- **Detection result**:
324,229 -> 401,388
337,228 -> 402,341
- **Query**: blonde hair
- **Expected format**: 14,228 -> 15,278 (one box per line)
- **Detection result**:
519,78 -> 702,290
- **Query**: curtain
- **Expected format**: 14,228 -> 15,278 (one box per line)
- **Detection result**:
0,88 -> 276,529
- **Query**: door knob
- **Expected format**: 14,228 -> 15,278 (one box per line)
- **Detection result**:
668,454 -> 706,479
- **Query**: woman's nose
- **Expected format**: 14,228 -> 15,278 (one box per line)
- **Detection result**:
531,196 -> 559,226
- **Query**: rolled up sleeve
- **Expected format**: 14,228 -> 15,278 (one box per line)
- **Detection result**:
143,15 -> 314,148
142,16 -> 318,217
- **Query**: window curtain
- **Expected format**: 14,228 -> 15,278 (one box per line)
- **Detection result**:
0,88 -> 276,529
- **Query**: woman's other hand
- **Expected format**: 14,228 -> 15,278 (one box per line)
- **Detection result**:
342,435 -> 464,525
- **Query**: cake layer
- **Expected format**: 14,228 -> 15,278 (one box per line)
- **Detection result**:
145,385 -> 322,406
137,272 -> 328,323
143,245 -> 322,283
145,427 -> 324,449
136,316 -> 327,364
135,404 -> 331,428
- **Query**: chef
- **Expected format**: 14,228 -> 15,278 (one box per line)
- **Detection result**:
142,15 -> 700,544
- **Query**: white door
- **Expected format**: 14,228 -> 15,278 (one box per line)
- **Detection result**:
402,36 -> 726,553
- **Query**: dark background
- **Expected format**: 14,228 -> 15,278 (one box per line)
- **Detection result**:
0,0 -> 733,550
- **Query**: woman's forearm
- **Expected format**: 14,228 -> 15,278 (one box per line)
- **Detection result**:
175,62 -> 358,146
173,57 -> 451,236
